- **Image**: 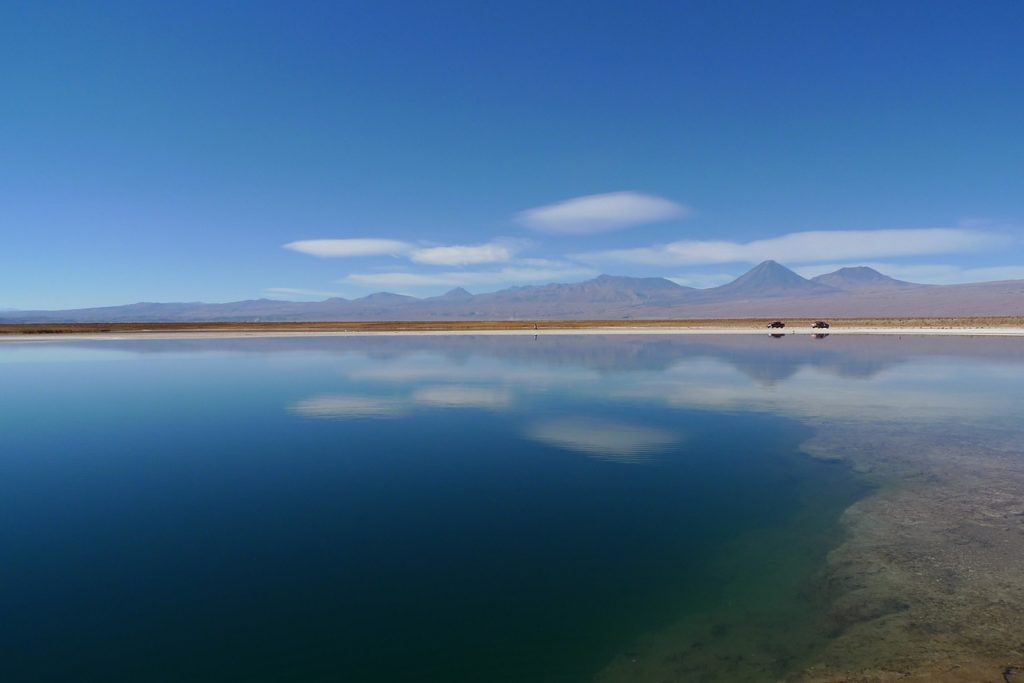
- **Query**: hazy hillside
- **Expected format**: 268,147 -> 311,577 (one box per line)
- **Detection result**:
3,261 -> 1024,322
811,266 -> 919,292
698,260 -> 838,299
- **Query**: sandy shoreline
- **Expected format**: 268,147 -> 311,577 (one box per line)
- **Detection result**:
3,326 -> 1024,342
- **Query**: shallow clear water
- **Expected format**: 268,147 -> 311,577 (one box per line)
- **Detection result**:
2,334 -> 1022,682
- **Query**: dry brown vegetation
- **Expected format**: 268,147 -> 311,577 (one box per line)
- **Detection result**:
3,317 -> 1024,336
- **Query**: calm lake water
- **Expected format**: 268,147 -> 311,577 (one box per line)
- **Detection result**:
2,334 -> 1022,682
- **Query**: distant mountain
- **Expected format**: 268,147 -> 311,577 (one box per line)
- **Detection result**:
3,262 -> 1024,322
354,292 -> 416,304
811,266 -> 917,291
588,274 -> 691,293
480,275 -> 691,306
433,287 -> 473,300
699,260 -> 836,299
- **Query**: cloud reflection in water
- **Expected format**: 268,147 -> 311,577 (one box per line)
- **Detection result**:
411,385 -> 511,409
289,394 -> 406,419
525,417 -> 679,464
280,337 -> 1024,430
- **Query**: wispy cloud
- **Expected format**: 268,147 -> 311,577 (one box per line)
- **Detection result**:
283,238 -> 412,258
575,228 -> 1003,266
265,287 -> 344,299
409,241 -> 519,266
343,263 -> 596,290
516,191 -> 690,235
283,237 -> 520,268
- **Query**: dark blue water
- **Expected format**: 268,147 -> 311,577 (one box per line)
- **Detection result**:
4,334 -> 1016,682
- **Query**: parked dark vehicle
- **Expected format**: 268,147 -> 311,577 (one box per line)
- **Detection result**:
769,333 -> 785,338
767,321 -> 786,328
812,321 -> 830,329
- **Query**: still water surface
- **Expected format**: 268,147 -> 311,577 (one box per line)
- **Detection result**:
2,334 -> 1021,681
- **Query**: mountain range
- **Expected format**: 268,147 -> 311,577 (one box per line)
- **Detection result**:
4,261 -> 1023,322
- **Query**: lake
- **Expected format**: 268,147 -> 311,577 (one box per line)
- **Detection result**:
2,334 -> 1023,681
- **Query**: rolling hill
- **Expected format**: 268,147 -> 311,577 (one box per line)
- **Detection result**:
3,262 -> 1023,322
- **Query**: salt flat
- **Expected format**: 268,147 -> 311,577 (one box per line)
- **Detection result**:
3,326 -> 1024,342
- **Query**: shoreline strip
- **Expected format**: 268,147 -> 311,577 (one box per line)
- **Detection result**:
3,326 -> 1024,342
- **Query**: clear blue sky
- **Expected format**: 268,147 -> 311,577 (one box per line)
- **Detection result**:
2,0 -> 1022,308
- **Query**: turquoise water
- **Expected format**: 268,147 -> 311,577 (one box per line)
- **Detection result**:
2,335 -> 1021,682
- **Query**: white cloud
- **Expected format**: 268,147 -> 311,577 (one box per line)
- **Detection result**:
516,191 -> 690,234
283,238 -> 520,267
953,265 -> 1024,283
667,272 -> 738,289
283,238 -> 412,258
525,417 -> 679,464
410,241 -> 518,266
343,263 -> 596,289
575,229 -> 1002,266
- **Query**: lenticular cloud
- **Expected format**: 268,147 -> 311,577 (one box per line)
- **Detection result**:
516,191 -> 689,234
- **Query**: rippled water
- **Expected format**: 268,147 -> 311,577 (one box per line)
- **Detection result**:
2,334 -> 1022,682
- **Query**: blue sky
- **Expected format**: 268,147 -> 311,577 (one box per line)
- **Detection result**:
2,1 -> 1023,308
